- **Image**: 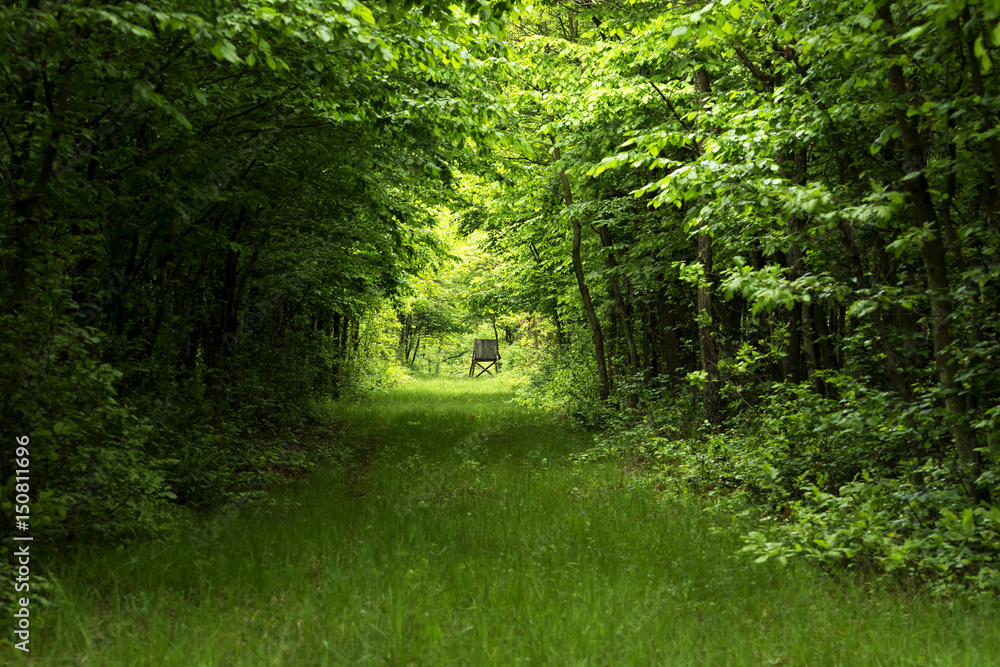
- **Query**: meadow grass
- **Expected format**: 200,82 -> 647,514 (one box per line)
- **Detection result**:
13,376 -> 1000,665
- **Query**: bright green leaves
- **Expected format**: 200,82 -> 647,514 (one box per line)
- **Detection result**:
974,35 -> 992,72
723,264 -> 797,314
347,0 -> 377,26
893,24 -> 929,43
723,263 -> 847,316
210,38 -> 241,63
777,182 -> 835,217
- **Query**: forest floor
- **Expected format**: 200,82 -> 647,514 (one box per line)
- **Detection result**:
20,377 -> 1000,665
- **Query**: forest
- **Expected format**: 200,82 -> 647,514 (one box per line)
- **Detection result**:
3,0 -> 1000,661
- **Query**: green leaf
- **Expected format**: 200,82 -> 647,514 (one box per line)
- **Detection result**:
211,39 -> 241,64
355,4 -> 376,24
896,25 -> 927,42
974,36 -> 987,59
975,36 -> 992,72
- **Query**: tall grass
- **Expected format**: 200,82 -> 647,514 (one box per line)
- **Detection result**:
13,377 -> 1000,665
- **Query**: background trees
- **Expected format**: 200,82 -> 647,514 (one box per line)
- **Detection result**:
0,0 -> 508,542
461,0 -> 1000,591
3,0 -> 1000,595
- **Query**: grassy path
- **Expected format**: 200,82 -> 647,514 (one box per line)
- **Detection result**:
24,378 -> 1000,665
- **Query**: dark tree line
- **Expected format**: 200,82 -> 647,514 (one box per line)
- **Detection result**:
1,0 -> 506,543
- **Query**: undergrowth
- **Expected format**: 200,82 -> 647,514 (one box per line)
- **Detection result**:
11,377 -> 999,665
523,350 -> 1000,598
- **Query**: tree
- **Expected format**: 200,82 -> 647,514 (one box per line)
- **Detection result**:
0,0 -> 514,541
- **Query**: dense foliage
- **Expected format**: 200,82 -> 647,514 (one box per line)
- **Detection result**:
4,0 -> 1000,598
461,0 -> 1000,593
0,0 -> 510,560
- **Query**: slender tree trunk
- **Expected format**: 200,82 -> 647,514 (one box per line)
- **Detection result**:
554,144 -> 610,400
596,223 -> 640,378
694,66 -> 721,429
640,308 -> 654,380
398,312 -> 411,361
597,223 -> 638,406
552,305 -> 566,346
813,303 -> 837,372
801,300 -> 820,393
879,3 -> 982,495
698,231 -> 721,428
782,149 -> 809,384
655,287 -> 682,377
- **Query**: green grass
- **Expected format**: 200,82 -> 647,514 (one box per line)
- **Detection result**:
13,377 -> 1000,665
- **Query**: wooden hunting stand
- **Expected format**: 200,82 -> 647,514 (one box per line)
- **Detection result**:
468,338 -> 500,377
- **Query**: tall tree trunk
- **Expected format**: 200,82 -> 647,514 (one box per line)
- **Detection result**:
398,312 -> 411,361
597,223 -> 639,406
640,307 -> 654,380
879,3 -> 983,495
596,223 -> 639,379
554,144 -> 610,400
782,150 -> 809,384
812,303 -> 837,372
801,300 -> 821,393
552,304 -> 566,346
698,230 -> 721,429
655,286 -> 682,377
694,66 -> 721,429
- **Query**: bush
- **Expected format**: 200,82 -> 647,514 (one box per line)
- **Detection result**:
741,462 -> 1000,597
571,372 -> 1000,596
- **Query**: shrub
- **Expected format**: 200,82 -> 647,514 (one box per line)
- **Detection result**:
741,462 -> 1000,597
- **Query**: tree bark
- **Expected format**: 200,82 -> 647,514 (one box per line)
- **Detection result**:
596,223 -> 639,379
554,144 -> 610,400
879,3 -> 983,494
655,286 -> 682,377
694,66 -> 721,429
698,231 -> 721,428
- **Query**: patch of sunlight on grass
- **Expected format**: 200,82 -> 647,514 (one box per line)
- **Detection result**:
28,376 -> 1000,666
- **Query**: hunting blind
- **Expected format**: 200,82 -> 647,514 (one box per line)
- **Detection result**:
469,338 -> 500,377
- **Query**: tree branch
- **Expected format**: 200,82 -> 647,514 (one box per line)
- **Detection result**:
733,45 -> 773,84
645,77 -> 693,134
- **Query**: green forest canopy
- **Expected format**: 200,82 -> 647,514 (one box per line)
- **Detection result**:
3,0 -> 1000,594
